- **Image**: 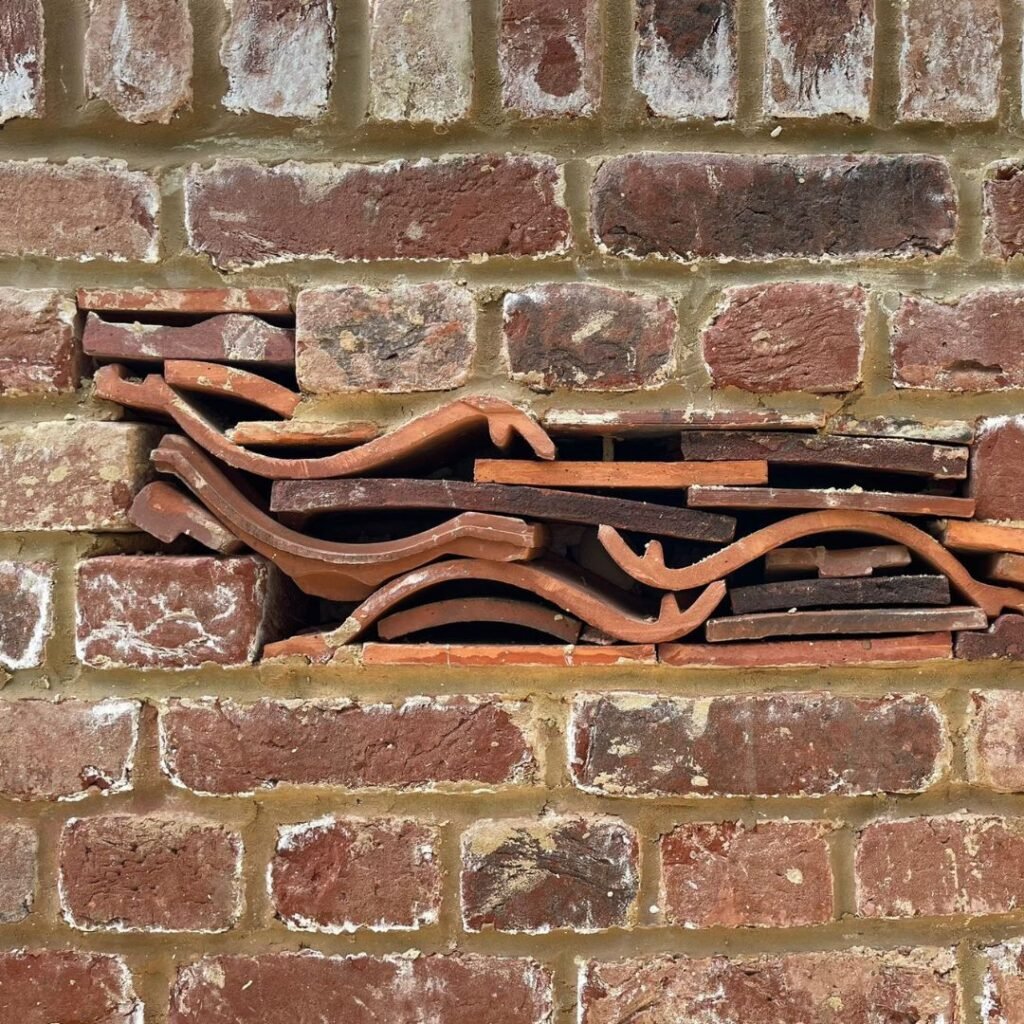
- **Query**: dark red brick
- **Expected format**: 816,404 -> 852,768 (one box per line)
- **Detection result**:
0,561 -> 52,671
984,163 -> 1024,259
956,615 -> 1024,661
0,288 -> 78,395
0,1 -> 44,124
968,691 -> 1024,793
0,821 -> 35,922
968,417 -> 1024,522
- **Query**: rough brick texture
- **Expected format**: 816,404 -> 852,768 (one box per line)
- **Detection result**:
0,1 -> 43,124
968,690 -> 1024,792
0,288 -> 79,395
0,822 -> 36,922
984,942 -> 1024,1024
985,163 -> 1024,259
0,560 -> 53,671
968,417 -> 1024,522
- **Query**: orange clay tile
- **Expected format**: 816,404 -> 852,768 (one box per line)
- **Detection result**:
226,420 -> 380,447
361,644 -> 658,667
128,481 -> 244,555
765,544 -> 912,578
474,459 -> 768,489
687,486 -> 975,518
984,553 -> 1024,586
163,360 -> 301,417
940,520 -> 1024,556
541,409 -> 826,435
376,597 -> 582,643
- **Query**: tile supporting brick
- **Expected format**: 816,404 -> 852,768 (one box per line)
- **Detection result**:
296,283 -> 476,394
968,691 -> 1024,793
85,0 -> 193,123
634,0 -> 737,121
968,417 -> 1024,523
764,0 -> 874,119
0,822 -> 36,923
221,0 -> 334,118
0,288 -> 79,395
500,0 -> 601,117
0,1 -> 44,124
270,816 -> 443,933
0,561 -> 53,671
368,0 -> 473,124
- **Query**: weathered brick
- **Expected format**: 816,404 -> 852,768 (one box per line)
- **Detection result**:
461,815 -> 639,933
983,941 -> 1024,1024
221,0 -> 334,118
368,0 -> 472,124
500,0 -> 601,117
503,283 -> 676,391
591,153 -> 957,261
764,0 -> 874,119
76,555 -> 291,669
580,950 -> 958,1024
0,160 -> 158,261
957,616 -> 1024,662
85,0 -> 192,123
984,163 -> 1024,259
967,691 -> 1024,792
0,822 -> 36,922
0,561 -> 52,671
570,692 -> 946,797
0,950 -> 141,1024
0,1 -> 43,124
186,156 -> 570,269
271,816 -> 442,932
660,820 -> 834,928
899,0 -> 1001,123
0,421 -> 159,532
296,283 -> 476,394
0,288 -> 78,395
169,953 -> 552,1024
60,814 -> 241,933
634,0 -> 737,120
702,282 -> 866,393
968,417 -> 1024,522
893,289 -> 1024,391
160,696 -> 539,795
856,815 -> 1024,918
78,286 -> 292,316
0,698 -> 139,801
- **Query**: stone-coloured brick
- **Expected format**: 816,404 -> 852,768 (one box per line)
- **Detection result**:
899,0 -> 1001,123
0,288 -> 78,395
702,282 -> 866,393
0,159 -> 158,261
169,953 -> 552,1024
0,699 -> 139,801
570,692 -> 947,797
296,283 -> 476,394
76,555 -> 290,669
160,696 -> 539,795
968,691 -> 1024,793
368,0 -> 472,124
764,0 -> 874,119
0,950 -> 141,1024
660,820 -> 834,928
0,561 -> 53,671
0,1 -> 43,124
221,0 -> 334,118
461,815 -> 639,933
580,950 -> 958,1024
85,0 -> 193,123
0,421 -> 159,532
634,0 -> 737,120
500,0 -> 602,117
856,815 -> 1024,918
503,283 -> 676,391
186,156 -> 570,269
0,822 -> 36,922
270,816 -> 442,932
592,153 -> 957,262
984,163 -> 1024,259
60,815 -> 242,932
983,941 -> 1024,1024
967,417 -> 1024,523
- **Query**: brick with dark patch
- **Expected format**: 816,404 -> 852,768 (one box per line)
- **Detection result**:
0,1 -> 44,123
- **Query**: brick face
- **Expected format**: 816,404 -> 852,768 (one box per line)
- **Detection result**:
0,561 -> 53,671
967,417 -> 1024,522
0,2 -> 43,124
968,690 -> 1024,792
0,822 -> 36,922
0,288 -> 79,395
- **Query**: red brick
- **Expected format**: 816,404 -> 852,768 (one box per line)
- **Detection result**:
702,282 -> 866,393
60,814 -> 241,932
899,0 -> 1001,123
76,555 -> 293,669
0,421 -> 159,532
856,815 -> 1024,918
0,821 -> 36,922
0,950 -> 141,1024
0,561 -> 52,671
160,696 -> 539,795
221,0 -> 333,118
580,950 -> 958,1024
983,941 -> 1024,1024
985,163 -> 1024,259
591,153 -> 956,261
0,698 -> 139,801
297,283 -> 475,393
660,820 -> 834,928
461,815 -> 639,933
0,160 -> 158,261
270,816 -> 442,932
368,0 -> 473,124
570,692 -> 946,797
764,0 -> 874,119
503,283 -> 676,391
0,1 -> 43,124
170,953 -> 552,1024
0,288 -> 78,395
500,0 -> 601,117
967,417 -> 1024,522
893,289 -> 1024,390
967,691 -> 1024,792
85,0 -> 192,123
185,156 -> 571,269
77,286 -> 292,316
634,0 -> 737,120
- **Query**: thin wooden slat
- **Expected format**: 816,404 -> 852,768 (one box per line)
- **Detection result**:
765,544 -> 912,579
729,575 -> 951,614
541,409 -> 825,436
940,520 -> 1024,556
227,420 -> 380,447
475,460 -> 768,489
687,486 -> 975,518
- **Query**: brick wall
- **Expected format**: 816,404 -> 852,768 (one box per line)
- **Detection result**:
2,2 -> 1024,1022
